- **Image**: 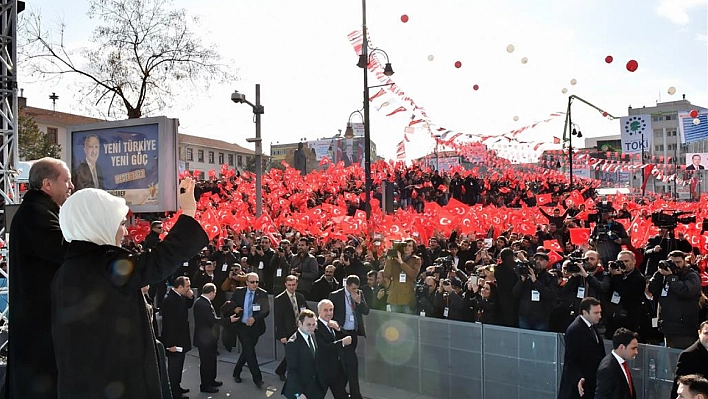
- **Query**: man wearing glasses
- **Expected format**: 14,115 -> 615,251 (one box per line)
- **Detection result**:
144,221 -> 168,309
221,272 -> 270,388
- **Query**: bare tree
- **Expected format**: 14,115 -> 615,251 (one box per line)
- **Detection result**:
20,0 -> 235,119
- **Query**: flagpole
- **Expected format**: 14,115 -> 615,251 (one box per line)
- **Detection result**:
362,0 -> 372,220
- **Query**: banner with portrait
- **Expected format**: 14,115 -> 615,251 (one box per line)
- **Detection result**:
685,153 -> 708,171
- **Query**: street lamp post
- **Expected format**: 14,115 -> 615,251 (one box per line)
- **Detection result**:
231,84 -> 265,217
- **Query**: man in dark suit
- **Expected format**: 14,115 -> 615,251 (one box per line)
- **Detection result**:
193,283 -> 223,394
329,275 -> 370,399
72,134 -> 105,191
558,297 -> 606,399
595,328 -> 639,399
310,265 -> 340,302
274,275 -> 308,381
281,309 -> 324,399
222,272 -> 270,388
315,299 -> 352,399
144,220 -> 169,310
161,276 -> 195,399
7,158 -> 72,399
687,154 -> 705,171
672,321 -> 708,398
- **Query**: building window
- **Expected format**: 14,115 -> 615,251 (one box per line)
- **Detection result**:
655,145 -> 664,151
665,114 -> 674,121
197,150 -> 204,162
228,154 -> 234,166
667,129 -> 677,137
218,152 -> 224,164
237,155 -> 243,166
208,151 -> 214,164
46,127 -> 58,144
186,148 -> 193,161
652,116 -> 664,122
668,143 -> 677,150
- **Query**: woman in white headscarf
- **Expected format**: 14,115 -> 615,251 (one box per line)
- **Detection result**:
52,178 -> 208,399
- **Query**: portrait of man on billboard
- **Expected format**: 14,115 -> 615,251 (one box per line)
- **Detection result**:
72,134 -> 105,190
686,153 -> 706,171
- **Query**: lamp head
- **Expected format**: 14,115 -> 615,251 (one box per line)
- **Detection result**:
344,123 -> 355,139
231,90 -> 246,104
383,63 -> 395,76
357,54 -> 367,69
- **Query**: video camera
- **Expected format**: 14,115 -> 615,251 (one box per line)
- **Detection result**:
432,256 -> 454,276
565,250 -> 587,273
658,259 -> 679,274
588,201 -> 615,224
386,241 -> 407,258
515,259 -> 535,276
650,210 -> 696,230
607,259 -> 627,272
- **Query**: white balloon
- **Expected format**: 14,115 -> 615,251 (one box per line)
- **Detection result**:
427,54 -> 434,61
694,118 -> 701,125
513,115 -> 519,121
521,57 -> 528,64
667,86 -> 676,95
570,78 -> 577,85
506,44 -> 515,53
562,88 -> 568,94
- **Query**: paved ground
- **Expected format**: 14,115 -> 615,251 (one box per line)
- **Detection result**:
179,352 -> 438,399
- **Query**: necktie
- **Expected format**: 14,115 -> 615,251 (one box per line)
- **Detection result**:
242,290 -> 253,322
290,294 -> 299,318
307,335 -> 316,356
621,361 -> 634,396
591,325 -> 599,344
90,166 -> 98,187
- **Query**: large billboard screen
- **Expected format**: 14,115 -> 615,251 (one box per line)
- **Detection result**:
66,116 -> 179,213
685,153 -> 708,171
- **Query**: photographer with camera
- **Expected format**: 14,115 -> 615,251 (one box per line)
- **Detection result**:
433,277 -> 466,321
270,239 -> 294,295
340,245 -> 369,285
494,248 -> 520,327
464,277 -> 500,324
415,275 -> 438,317
512,251 -> 558,331
643,227 -> 679,276
648,250 -> 702,349
252,236 -> 276,293
554,250 -> 610,332
588,203 -> 629,267
383,239 -> 421,314
604,250 -> 645,339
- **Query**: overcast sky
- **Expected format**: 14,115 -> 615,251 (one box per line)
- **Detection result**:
18,0 -> 708,160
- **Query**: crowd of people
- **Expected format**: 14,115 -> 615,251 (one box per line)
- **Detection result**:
7,156 -> 708,399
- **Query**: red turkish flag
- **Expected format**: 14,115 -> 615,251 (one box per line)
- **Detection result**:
548,250 -> 564,267
517,222 -> 535,236
568,228 -> 591,246
684,228 -> 702,248
537,193 -> 552,206
565,190 -> 584,207
543,239 -> 563,252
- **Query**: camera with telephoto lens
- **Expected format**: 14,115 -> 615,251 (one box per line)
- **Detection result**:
588,201 -> 616,224
651,210 -> 696,230
658,259 -> 678,274
565,250 -> 587,273
386,241 -> 407,258
432,256 -> 453,276
608,259 -> 627,271
515,260 -> 534,276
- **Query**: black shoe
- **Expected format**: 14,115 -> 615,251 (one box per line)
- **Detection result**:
210,380 -> 223,387
200,385 -> 219,393
233,375 -> 243,383
255,380 -> 264,389
172,395 -> 188,399
277,373 -> 286,381
180,387 -> 190,394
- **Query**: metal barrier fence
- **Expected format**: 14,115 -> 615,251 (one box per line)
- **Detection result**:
245,301 -> 682,399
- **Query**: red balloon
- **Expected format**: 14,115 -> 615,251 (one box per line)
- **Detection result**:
454,61 -> 462,68
400,14 -> 409,23
473,84 -> 479,91
605,55 -> 613,63
690,109 -> 699,118
626,59 -> 638,72
602,112 -> 608,117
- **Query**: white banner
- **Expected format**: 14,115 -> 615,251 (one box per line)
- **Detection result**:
619,114 -> 652,154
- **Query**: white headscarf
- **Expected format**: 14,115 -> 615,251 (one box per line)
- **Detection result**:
59,188 -> 129,246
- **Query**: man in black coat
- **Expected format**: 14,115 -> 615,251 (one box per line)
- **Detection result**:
274,275 -> 308,380
558,297 -> 606,399
7,158 -> 72,399
193,283 -> 222,394
310,265 -> 340,302
315,299 -> 351,399
281,309 -> 324,399
145,220 -> 170,311
329,275 -> 369,399
512,251 -> 558,331
495,248 -> 520,327
161,276 -> 194,399
595,328 -> 639,399
253,236 -> 276,292
222,272 -> 270,388
672,321 -> 708,399
606,251 -> 645,339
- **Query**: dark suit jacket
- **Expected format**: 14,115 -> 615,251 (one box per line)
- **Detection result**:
314,319 -> 347,383
671,340 -> 708,398
193,296 -> 220,348
73,161 -> 105,190
274,290 -> 307,340
222,287 -> 270,337
329,287 -> 370,337
594,353 -> 636,399
686,164 -> 705,171
160,289 -> 194,352
281,332 -> 325,399
558,316 -> 606,399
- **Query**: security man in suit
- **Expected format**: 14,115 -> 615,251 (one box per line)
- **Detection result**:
282,309 -> 324,399
161,276 -> 194,399
193,283 -> 223,394
274,275 -> 308,381
329,275 -> 369,399
558,297 -> 606,399
315,299 -> 352,399
222,272 -> 270,389
672,321 -> 708,399
595,328 -> 639,399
